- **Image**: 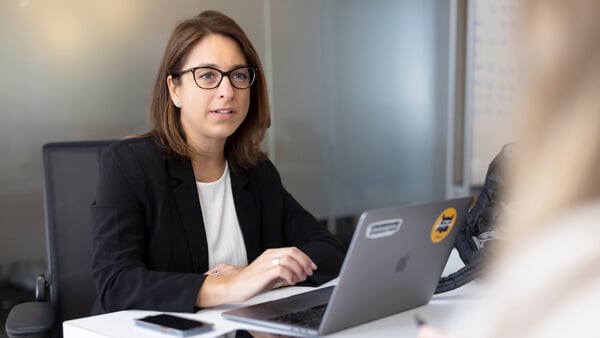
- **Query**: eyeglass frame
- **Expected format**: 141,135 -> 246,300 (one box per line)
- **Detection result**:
170,65 -> 257,90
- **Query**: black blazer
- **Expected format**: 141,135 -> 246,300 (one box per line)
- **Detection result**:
91,137 -> 344,314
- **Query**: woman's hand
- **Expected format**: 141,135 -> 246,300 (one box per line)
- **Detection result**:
196,247 -> 317,307
205,264 -> 289,289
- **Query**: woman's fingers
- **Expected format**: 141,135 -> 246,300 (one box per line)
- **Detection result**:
269,265 -> 297,286
265,247 -> 317,284
267,247 -> 317,276
272,256 -> 310,283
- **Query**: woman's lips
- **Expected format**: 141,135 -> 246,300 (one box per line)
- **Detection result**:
211,109 -> 233,114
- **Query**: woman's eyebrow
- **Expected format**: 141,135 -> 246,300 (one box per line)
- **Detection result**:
192,63 -> 248,70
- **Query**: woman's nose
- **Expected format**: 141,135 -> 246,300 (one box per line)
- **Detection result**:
216,76 -> 235,99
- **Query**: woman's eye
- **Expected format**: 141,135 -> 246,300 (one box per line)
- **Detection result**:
197,71 -> 217,81
232,71 -> 249,80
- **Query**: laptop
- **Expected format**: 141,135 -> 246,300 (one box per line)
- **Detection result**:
222,197 -> 473,336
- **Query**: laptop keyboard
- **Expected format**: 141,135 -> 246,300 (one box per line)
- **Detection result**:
269,304 -> 327,329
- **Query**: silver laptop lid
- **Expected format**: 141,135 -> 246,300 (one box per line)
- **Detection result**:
221,197 -> 473,336
319,196 -> 473,335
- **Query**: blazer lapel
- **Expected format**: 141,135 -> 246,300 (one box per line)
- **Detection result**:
231,169 -> 262,261
167,157 -> 208,272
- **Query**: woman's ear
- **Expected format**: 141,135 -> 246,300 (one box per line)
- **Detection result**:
167,75 -> 181,108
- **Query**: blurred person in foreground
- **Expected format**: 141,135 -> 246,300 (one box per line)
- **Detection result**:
420,0 -> 600,337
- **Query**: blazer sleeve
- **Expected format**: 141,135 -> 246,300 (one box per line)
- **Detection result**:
91,142 -> 204,314
262,161 -> 345,285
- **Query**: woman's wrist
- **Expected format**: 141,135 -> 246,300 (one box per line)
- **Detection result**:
196,275 -> 232,308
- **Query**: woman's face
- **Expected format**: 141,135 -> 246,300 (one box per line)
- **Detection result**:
168,34 -> 251,149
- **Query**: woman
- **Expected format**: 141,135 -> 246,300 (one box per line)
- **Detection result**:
91,10 -> 344,314
419,0 -> 600,337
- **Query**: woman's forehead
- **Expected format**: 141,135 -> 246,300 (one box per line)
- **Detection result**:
183,34 -> 247,70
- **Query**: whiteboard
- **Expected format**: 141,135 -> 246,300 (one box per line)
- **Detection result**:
467,0 -> 518,184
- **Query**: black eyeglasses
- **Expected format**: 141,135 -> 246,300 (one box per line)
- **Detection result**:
171,65 -> 257,89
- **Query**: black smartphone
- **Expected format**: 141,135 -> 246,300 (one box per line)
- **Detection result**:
134,314 -> 213,337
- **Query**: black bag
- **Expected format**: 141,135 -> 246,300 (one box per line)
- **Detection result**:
435,143 -> 515,294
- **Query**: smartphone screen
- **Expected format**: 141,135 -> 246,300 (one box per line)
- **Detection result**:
134,314 -> 213,337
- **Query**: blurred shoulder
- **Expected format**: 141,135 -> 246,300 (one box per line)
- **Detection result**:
539,199 -> 600,251
499,199 -> 600,276
447,200 -> 600,338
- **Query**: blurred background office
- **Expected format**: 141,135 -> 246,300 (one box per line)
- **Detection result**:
0,0 -> 516,335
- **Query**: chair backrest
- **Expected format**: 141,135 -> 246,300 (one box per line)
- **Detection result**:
42,141 -> 114,322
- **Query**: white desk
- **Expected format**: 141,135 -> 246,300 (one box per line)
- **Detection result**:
63,251 -> 482,338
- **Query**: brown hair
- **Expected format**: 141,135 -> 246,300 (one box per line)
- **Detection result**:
144,10 -> 270,170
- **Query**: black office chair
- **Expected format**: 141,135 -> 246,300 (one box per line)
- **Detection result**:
5,141 -> 115,338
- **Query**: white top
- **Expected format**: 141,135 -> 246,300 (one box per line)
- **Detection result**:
196,162 -> 248,270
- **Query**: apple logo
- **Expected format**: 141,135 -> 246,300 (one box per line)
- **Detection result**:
395,252 -> 411,273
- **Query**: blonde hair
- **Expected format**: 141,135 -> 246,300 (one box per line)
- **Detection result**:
504,0 -> 600,242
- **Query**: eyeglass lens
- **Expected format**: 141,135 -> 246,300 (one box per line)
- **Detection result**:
193,67 -> 255,89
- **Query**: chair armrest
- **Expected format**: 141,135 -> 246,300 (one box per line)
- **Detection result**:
5,301 -> 55,338
35,274 -> 48,302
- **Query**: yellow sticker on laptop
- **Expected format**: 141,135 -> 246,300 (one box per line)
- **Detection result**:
430,208 -> 457,243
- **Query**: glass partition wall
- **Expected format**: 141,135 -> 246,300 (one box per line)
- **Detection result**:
269,0 -> 451,229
